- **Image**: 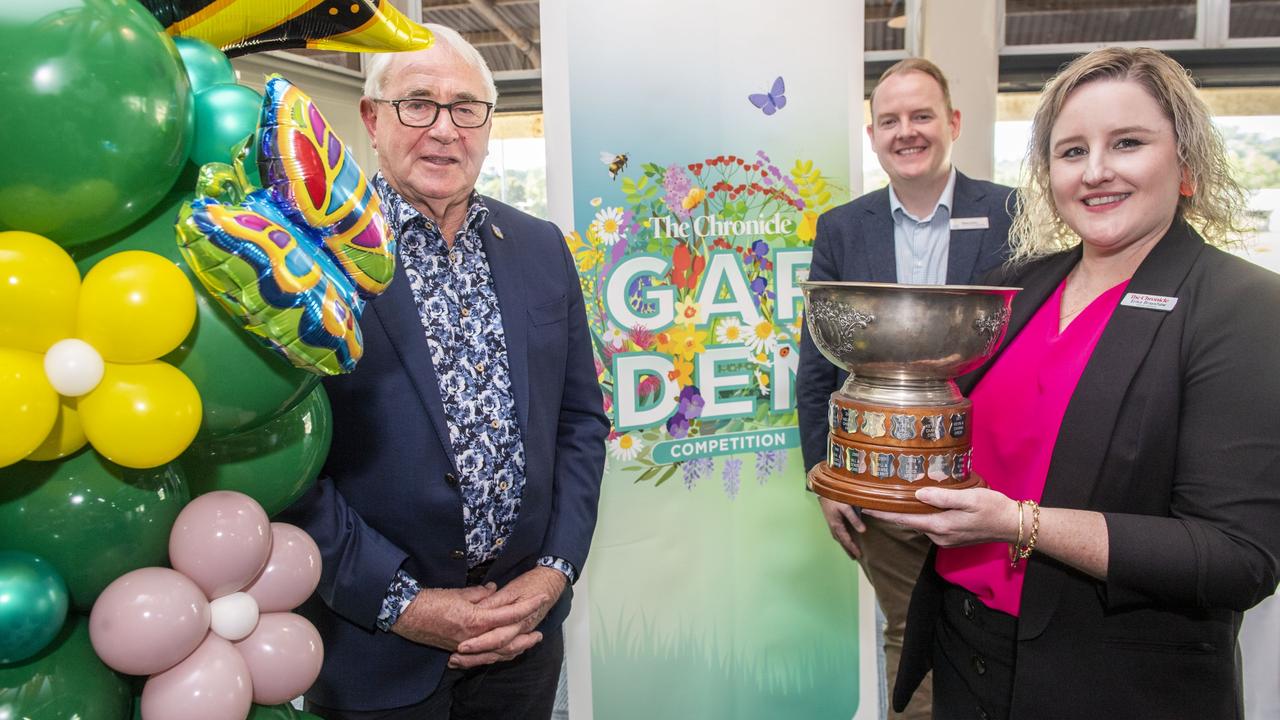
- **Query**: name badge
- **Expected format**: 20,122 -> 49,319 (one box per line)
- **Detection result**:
949,217 -> 989,230
1121,293 -> 1178,312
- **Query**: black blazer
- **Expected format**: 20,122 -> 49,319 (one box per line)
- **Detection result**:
797,171 -> 1015,472
894,220 -> 1280,719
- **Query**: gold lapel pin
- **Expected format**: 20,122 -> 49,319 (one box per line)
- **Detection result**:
492,224 -> 505,240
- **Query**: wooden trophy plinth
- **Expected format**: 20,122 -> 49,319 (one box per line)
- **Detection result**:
808,396 -> 984,513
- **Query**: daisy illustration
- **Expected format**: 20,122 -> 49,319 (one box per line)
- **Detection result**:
715,318 -> 745,345
592,207 -> 626,246
602,325 -> 626,348
744,319 -> 778,354
609,432 -> 644,461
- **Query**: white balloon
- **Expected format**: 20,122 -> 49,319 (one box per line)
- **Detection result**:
208,592 -> 260,642
43,338 -> 104,396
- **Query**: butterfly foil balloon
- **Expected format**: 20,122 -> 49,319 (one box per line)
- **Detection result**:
177,75 -> 396,376
748,76 -> 787,116
140,0 -> 434,57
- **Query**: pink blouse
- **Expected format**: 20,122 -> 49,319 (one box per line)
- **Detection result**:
935,277 -> 1129,616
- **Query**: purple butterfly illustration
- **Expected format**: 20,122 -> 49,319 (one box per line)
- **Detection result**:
748,76 -> 787,116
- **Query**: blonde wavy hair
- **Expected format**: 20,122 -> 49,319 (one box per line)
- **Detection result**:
1008,47 -> 1249,263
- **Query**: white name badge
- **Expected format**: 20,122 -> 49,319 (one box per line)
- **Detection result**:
949,217 -> 990,230
1121,293 -> 1179,312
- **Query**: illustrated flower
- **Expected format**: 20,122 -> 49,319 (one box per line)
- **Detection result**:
603,325 -> 627,348
756,450 -> 787,483
629,325 -> 656,350
750,275 -> 769,297
745,319 -> 778,354
668,357 -> 694,386
674,297 -> 706,326
565,231 -> 604,271
659,324 -> 707,361
0,232 -> 202,469
677,386 -> 705,420
638,374 -> 662,397
671,243 -> 706,291
797,210 -> 819,242
667,413 -> 691,440
754,368 -> 772,396
602,392 -> 613,415
723,458 -> 742,499
682,187 -> 707,211
715,318 -> 746,345
663,164 -> 695,219
590,197 -> 603,207
592,207 -> 627,246
609,432 -> 644,461
682,456 -> 713,489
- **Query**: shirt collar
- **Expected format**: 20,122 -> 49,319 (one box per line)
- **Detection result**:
373,172 -> 489,243
888,166 -> 957,223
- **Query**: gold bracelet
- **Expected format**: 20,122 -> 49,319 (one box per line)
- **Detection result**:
1008,500 -> 1025,566
1010,500 -> 1040,567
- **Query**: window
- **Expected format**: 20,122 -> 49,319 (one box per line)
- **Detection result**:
478,113 -> 547,218
1004,0 -> 1197,48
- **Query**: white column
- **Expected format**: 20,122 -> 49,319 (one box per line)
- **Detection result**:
920,0 -> 999,181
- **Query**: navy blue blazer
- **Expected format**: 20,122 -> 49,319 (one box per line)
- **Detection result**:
796,171 -> 1015,473
277,197 -> 609,711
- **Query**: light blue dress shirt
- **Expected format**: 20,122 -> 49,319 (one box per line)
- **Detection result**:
888,167 -> 957,285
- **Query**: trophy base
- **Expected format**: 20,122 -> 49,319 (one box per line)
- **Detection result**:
808,462 -> 985,513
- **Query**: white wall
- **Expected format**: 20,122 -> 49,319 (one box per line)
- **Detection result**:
921,0 -> 999,181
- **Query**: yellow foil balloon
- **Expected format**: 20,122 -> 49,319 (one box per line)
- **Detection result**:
77,251 -> 197,364
0,231 -> 80,354
26,399 -> 89,462
0,348 -> 60,467
78,362 -> 202,469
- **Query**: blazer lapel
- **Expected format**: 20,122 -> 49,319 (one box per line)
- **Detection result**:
945,172 -> 987,285
480,206 -> 530,439
958,248 -> 1078,395
1017,221 -> 1204,640
864,191 -> 898,283
371,255 -> 456,468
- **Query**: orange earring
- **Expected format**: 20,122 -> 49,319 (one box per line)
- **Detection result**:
1179,179 -> 1195,197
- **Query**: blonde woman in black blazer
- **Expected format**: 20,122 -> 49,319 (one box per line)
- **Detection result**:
869,48 -> 1280,719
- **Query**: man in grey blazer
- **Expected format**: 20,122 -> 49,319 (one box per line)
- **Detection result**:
796,57 -> 1013,720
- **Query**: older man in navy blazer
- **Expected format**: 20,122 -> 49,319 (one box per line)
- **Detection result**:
797,58 -> 1013,720
278,24 -> 607,720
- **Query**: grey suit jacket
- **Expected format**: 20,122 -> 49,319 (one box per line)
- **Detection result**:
796,171 -> 1015,473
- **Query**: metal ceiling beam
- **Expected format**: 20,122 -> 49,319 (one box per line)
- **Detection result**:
464,0 -> 540,68
422,0 -> 535,12
461,28 -> 541,47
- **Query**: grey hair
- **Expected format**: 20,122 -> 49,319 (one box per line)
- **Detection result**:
362,23 -> 498,104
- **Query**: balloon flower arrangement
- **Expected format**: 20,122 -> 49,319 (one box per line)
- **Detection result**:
1,1 -> 431,718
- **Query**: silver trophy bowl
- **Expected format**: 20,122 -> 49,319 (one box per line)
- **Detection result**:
801,281 -> 1018,406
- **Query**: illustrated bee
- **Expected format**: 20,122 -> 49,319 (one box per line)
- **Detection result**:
600,151 -> 629,180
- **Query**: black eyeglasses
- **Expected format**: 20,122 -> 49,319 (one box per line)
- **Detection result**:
371,98 -> 494,128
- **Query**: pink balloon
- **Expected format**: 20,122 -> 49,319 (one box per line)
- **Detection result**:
141,634 -> 253,720
169,491 -> 272,599
243,523 -> 322,613
235,612 -> 324,705
89,567 -> 210,676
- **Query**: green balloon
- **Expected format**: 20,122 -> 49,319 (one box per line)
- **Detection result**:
247,703 -> 325,720
0,0 -> 192,247
74,189 -> 319,437
0,616 -> 131,719
0,449 -> 189,611
191,83 -> 263,166
184,385 -> 332,516
0,552 -> 69,664
173,37 -> 236,94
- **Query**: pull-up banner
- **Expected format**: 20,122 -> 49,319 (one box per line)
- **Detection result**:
543,2 -> 874,717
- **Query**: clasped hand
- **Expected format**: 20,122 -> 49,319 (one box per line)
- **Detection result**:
391,566 -> 566,669
862,479 -> 1019,548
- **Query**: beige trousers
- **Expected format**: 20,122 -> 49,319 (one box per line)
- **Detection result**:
858,514 -> 933,720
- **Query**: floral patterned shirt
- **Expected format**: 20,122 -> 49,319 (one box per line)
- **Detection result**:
372,174 -> 575,632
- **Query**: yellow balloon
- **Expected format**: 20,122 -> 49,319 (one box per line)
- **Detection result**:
26,398 -> 88,461
77,251 -> 197,363
0,231 -> 80,354
78,362 -> 202,469
0,348 -> 60,467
